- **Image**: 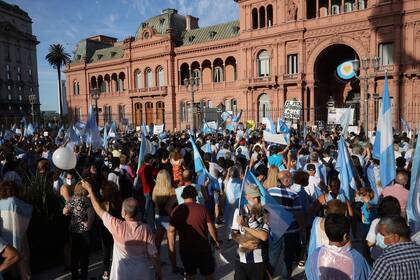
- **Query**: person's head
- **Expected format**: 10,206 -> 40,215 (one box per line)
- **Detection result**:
294,171 -> 309,187
0,181 -> 18,199
153,169 -> 173,204
325,214 -> 350,246
102,181 -> 120,203
181,185 -> 197,201
325,199 -> 347,216
65,172 -> 76,186
310,152 -> 319,162
377,215 -> 411,248
37,159 -> 49,175
263,166 -> 279,189
328,177 -> 341,195
278,170 -> 292,188
73,181 -> 88,197
121,198 -> 139,220
306,163 -> 316,177
393,143 -> 400,151
110,157 -> 120,170
171,149 -> 181,161
181,170 -> 193,184
143,153 -> 153,164
395,171 -> 409,188
119,154 -> 128,165
355,187 -> 374,203
396,157 -> 406,169
245,184 -> 261,206
228,166 -> 240,179
378,196 -> 401,218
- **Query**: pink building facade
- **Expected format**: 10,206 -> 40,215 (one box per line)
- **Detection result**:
65,0 -> 420,131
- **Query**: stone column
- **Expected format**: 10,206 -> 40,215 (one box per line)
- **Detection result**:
316,0 -> 319,17
341,0 -> 345,13
328,0 -> 332,15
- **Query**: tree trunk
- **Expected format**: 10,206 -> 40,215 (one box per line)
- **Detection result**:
57,65 -> 63,122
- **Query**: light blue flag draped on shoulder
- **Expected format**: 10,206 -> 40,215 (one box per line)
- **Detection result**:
240,168 -> 293,239
407,129 -> 420,232
190,136 -> 220,191
377,73 -> 396,187
85,105 -> 103,149
336,137 -> 357,200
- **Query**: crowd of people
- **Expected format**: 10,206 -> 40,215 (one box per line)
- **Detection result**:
0,121 -> 419,280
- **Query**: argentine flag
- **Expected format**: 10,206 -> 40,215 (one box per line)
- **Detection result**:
374,73 -> 396,187
85,106 -> 103,149
407,128 -> 420,232
190,136 -> 220,191
336,137 -> 357,200
241,168 -> 293,239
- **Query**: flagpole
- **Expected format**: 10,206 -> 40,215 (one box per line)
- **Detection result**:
238,166 -> 249,211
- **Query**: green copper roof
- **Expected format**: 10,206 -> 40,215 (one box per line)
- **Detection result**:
180,20 -> 240,46
135,8 -> 186,39
71,39 -> 114,64
90,46 -> 123,63
0,0 -> 29,18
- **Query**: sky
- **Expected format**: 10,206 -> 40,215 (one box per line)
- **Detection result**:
7,0 -> 239,111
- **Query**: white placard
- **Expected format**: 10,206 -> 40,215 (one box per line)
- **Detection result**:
328,108 -> 355,125
263,131 -> 288,145
206,121 -> 217,130
284,100 -> 302,120
153,124 -> 164,135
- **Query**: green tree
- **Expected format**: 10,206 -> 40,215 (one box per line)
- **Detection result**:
45,44 -> 71,120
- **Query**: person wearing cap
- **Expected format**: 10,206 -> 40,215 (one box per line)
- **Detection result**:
231,184 -> 270,280
168,185 -> 219,279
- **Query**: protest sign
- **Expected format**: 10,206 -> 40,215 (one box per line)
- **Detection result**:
263,131 -> 288,145
153,124 -> 164,135
284,100 -> 302,120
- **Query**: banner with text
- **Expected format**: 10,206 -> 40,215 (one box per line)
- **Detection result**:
284,100 -> 302,120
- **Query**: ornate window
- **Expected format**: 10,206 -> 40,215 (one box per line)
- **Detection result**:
259,7 -> 266,28
252,8 -> 258,29
145,68 -> 153,88
157,67 -> 165,87
267,5 -> 273,27
379,43 -> 394,65
135,70 -> 142,89
213,67 -> 223,83
287,54 -> 298,74
192,69 -> 201,79
258,51 -> 270,77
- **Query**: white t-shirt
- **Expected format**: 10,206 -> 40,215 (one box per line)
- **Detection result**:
366,218 -> 380,244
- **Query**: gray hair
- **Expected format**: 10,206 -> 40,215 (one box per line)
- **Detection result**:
395,171 -> 409,187
122,198 -> 139,219
379,215 -> 410,239
310,152 -> 319,162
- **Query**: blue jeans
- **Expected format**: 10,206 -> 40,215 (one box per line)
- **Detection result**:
268,236 -> 287,278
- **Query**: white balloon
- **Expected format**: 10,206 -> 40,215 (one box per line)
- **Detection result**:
52,147 -> 77,170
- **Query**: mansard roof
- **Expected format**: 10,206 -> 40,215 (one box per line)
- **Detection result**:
179,20 -> 240,46
90,46 -> 124,63
71,39 -> 116,64
135,8 -> 186,39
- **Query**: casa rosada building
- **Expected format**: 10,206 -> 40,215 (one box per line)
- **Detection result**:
65,0 -> 420,131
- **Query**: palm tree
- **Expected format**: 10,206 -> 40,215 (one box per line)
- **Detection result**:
45,44 -> 71,121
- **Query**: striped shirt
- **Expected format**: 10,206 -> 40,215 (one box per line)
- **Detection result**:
268,186 -> 301,233
370,242 -> 420,280
231,208 -> 269,264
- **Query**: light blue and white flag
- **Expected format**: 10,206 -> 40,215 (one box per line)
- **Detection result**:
190,135 -> 220,190
241,168 -> 293,239
401,118 -> 411,133
339,107 -> 352,137
277,118 -> 290,144
133,123 -> 153,190
232,109 -> 243,123
108,121 -> 117,138
264,117 -> 276,134
24,123 -> 35,137
407,128 -> 420,232
85,105 -> 103,149
336,137 -> 357,200
377,73 -> 396,187
103,124 -> 109,149
201,141 -> 212,154
65,126 -> 80,147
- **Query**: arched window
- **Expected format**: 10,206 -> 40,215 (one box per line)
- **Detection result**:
252,8 -> 258,29
145,102 -> 153,124
145,68 -> 153,88
192,69 -> 201,79
359,0 -> 365,10
156,101 -> 165,125
259,7 -> 266,28
267,5 -> 273,27
135,103 -> 142,126
117,72 -> 125,92
258,50 -> 270,77
157,67 -> 165,87
344,2 -> 353,12
134,70 -> 142,89
213,67 -> 223,83
332,4 -> 340,15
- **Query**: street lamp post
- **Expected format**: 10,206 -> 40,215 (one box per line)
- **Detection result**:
91,88 -> 100,124
183,76 -> 200,132
28,94 -> 37,124
352,56 -> 380,138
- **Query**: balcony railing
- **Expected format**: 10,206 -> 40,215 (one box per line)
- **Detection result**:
283,73 -> 301,81
128,86 -> 167,94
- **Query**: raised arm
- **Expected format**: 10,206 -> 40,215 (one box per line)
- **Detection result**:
81,180 -> 105,219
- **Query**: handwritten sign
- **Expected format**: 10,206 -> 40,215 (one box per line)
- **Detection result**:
284,100 -> 302,120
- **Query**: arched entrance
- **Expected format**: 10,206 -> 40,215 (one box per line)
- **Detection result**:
258,93 -> 270,122
314,44 -> 360,123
